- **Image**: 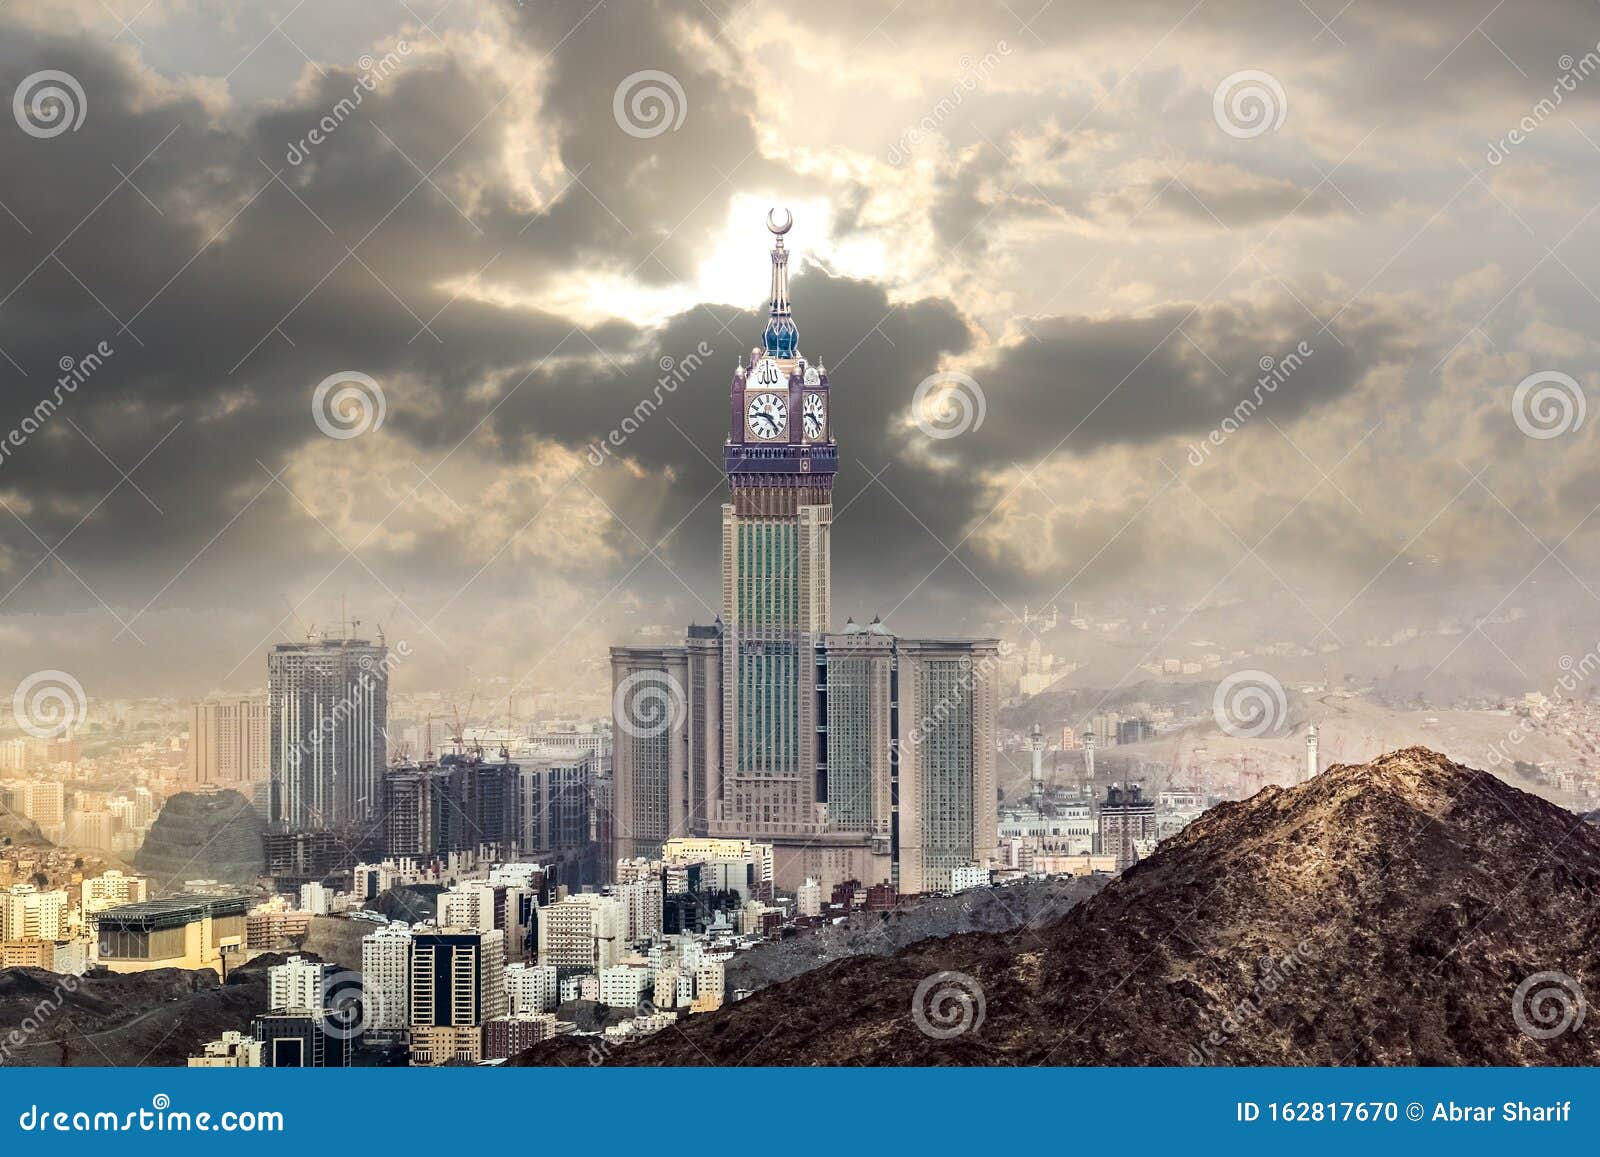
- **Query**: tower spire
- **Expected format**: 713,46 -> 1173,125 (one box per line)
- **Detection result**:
763,207 -> 798,358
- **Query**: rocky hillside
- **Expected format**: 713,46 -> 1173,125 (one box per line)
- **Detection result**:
728,875 -> 1106,995
135,789 -> 265,890
524,748 -> 1600,1066
0,966 -> 267,1067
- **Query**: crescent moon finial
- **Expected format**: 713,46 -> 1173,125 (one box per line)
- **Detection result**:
767,207 -> 792,236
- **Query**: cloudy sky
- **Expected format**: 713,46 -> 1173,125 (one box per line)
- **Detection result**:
2,0 -> 1600,702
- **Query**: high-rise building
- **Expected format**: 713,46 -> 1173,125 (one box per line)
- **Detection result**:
536,893 -> 626,971
361,922 -> 413,1035
267,954 -> 331,1012
81,870 -> 149,914
607,213 -> 997,895
504,962 -> 559,1015
1098,784 -> 1157,873
268,629 -> 389,830
252,1011 -> 350,1067
1,885 -> 67,941
409,928 -> 507,1066
189,698 -> 270,785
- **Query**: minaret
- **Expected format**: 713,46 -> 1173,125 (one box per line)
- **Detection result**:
1083,730 -> 1096,795
1028,723 -> 1045,808
1306,723 -> 1319,781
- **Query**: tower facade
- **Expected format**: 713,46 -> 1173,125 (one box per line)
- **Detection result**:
607,211 -> 999,895
268,631 -> 388,831
714,209 -> 836,843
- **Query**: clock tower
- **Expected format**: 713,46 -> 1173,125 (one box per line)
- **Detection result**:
716,209 -> 836,841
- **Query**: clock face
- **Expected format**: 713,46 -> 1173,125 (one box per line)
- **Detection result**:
803,392 -> 826,440
746,391 -> 788,440
749,357 -> 785,390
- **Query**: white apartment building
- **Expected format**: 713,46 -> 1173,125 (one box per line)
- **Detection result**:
299,882 -> 333,915
615,876 -> 664,943
693,961 -> 725,1006
81,870 -> 148,915
598,965 -> 650,1009
536,893 -> 626,971
188,1031 -> 263,1067
796,878 -> 821,917
268,955 -> 331,1012
504,962 -> 559,1015
2,885 -> 67,941
361,923 -> 413,1033
949,865 -> 990,893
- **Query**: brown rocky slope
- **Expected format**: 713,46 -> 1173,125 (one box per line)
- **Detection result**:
523,748 -> 1600,1065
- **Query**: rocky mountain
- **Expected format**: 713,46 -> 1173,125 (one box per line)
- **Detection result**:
727,875 -> 1106,995
135,789 -> 265,891
0,966 -> 266,1067
524,748 -> 1600,1066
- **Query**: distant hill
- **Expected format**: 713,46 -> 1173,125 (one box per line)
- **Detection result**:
0,810 -> 50,849
135,790 -> 265,892
525,748 -> 1600,1066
